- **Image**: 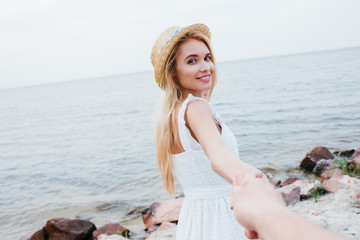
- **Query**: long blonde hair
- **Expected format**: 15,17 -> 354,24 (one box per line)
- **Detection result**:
155,32 -> 217,194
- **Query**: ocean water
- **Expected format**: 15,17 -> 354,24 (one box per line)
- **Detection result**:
0,47 -> 359,239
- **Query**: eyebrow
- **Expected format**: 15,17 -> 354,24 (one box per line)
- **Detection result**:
184,52 -> 211,61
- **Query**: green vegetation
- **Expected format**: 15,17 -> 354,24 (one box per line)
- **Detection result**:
333,157 -> 360,177
311,187 -> 326,203
116,230 -> 131,238
306,175 -> 326,203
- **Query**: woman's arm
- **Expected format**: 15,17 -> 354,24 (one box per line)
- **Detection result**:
231,173 -> 349,240
185,100 -> 263,183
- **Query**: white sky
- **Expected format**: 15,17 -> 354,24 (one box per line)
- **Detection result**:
1,0 -> 360,90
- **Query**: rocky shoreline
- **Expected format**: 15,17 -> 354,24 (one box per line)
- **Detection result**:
26,146 -> 360,240
289,184 -> 360,240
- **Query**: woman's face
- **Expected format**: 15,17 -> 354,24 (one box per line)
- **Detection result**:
175,38 -> 214,98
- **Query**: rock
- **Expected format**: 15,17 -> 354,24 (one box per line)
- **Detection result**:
147,225 -> 160,234
313,159 -> 334,175
354,188 -> 360,199
277,179 -> 321,203
27,229 -> 45,240
142,197 -> 183,230
320,168 -> 343,179
348,147 -> 360,170
295,179 -> 320,198
43,218 -> 96,240
321,175 -> 360,193
125,208 -> 137,216
146,222 -> 177,240
333,149 -> 355,158
271,180 -> 281,188
337,175 -> 360,187
350,146 -> 360,160
279,177 -> 300,187
98,234 -> 128,240
279,186 -> 301,204
92,223 -> 129,239
299,156 -> 317,172
300,146 -> 334,171
349,155 -> 360,169
321,179 -> 345,193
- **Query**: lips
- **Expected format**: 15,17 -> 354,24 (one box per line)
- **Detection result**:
196,74 -> 211,82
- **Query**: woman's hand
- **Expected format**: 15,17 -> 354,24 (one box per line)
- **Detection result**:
230,167 -> 268,239
239,163 -> 267,183
230,172 -> 285,239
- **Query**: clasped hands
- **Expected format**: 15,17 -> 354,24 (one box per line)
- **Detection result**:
230,166 -> 285,240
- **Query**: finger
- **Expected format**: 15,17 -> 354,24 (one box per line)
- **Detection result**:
253,231 -> 260,239
230,176 -> 241,210
255,172 -> 263,178
232,172 -> 243,193
244,229 -> 252,238
244,229 -> 259,239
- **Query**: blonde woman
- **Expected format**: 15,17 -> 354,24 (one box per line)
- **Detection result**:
151,24 -> 265,240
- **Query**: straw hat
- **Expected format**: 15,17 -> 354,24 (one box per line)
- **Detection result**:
150,23 -> 211,89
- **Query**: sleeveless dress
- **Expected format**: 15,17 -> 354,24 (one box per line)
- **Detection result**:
173,94 -> 247,240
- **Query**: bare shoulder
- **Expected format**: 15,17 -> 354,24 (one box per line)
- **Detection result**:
185,99 -> 212,122
184,99 -> 222,147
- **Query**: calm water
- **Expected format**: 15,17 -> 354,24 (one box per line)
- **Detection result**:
1,47 -> 359,239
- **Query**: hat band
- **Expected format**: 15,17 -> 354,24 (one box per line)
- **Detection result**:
162,27 -> 184,47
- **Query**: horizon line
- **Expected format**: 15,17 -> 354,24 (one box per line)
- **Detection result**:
1,45 -> 359,91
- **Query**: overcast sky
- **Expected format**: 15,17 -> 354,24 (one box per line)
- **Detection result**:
1,0 -> 359,90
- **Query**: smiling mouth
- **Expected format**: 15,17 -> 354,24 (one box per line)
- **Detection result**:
196,74 -> 211,81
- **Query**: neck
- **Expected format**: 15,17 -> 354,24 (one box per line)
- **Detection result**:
183,91 -> 210,101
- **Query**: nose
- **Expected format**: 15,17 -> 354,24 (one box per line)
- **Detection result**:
200,60 -> 211,72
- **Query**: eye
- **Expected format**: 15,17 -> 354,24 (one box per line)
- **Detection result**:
187,59 -> 196,64
205,55 -> 212,61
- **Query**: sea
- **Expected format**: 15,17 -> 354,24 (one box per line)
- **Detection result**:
1,46 -> 359,239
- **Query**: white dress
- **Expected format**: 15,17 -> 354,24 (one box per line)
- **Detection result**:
173,94 -> 247,240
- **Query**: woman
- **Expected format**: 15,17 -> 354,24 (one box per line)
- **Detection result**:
150,23 -> 265,240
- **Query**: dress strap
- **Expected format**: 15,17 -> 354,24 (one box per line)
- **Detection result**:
177,94 -> 222,152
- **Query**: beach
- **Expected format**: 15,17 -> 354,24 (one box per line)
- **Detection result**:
1,46 -> 360,239
25,152 -> 360,240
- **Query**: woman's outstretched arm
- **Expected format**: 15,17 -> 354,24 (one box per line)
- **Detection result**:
230,173 -> 349,240
185,100 -> 264,183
